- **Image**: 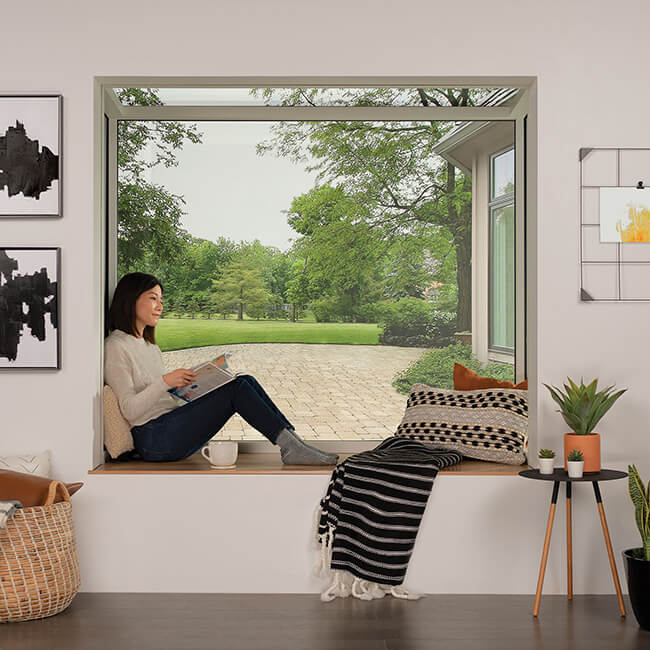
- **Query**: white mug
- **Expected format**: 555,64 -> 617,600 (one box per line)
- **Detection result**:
201,440 -> 238,468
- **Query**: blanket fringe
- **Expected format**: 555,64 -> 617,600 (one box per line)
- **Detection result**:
315,525 -> 423,602
319,569 -> 422,602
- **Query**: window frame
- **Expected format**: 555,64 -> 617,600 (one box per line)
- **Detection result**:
96,78 -> 532,461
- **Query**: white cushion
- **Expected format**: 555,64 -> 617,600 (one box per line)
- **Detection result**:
103,385 -> 135,459
0,450 -> 51,476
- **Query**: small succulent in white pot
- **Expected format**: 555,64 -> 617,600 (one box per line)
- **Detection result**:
567,449 -> 584,478
538,448 -> 556,475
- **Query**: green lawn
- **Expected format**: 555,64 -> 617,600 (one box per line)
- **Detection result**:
156,318 -> 381,351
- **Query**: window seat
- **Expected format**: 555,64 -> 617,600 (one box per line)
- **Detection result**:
89,453 -> 530,476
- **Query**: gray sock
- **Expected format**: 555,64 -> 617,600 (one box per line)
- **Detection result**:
276,428 -> 339,466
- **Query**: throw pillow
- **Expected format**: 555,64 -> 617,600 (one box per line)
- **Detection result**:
395,384 -> 528,465
454,363 -> 528,391
0,450 -> 51,476
103,385 -> 135,459
0,469 -> 83,506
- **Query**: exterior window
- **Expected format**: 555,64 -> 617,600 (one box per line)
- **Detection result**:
491,148 -> 514,198
489,148 -> 515,353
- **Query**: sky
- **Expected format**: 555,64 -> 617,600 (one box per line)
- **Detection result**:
145,121 -> 319,252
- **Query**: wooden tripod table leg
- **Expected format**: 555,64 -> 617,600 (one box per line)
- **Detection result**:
533,481 -> 560,617
566,481 -> 573,600
592,481 -> 626,617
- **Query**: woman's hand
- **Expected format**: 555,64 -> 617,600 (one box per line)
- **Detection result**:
163,368 -> 198,388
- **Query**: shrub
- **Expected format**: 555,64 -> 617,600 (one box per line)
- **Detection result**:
353,301 -> 394,324
310,297 -> 341,323
379,297 -> 456,347
392,343 -> 515,394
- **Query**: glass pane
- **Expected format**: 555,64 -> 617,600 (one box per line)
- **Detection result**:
115,87 -> 516,107
490,204 -> 515,350
116,116 -> 477,442
491,149 -> 514,198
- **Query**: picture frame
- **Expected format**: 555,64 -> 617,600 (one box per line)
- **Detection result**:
580,148 -> 650,301
0,247 -> 60,369
0,95 -> 62,218
600,187 -> 650,243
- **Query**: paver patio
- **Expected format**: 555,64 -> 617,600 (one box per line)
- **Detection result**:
162,343 -> 427,441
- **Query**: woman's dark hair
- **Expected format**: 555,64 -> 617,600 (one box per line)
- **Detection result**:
108,272 -> 163,344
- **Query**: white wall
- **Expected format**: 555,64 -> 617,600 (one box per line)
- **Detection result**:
1,0 -> 648,594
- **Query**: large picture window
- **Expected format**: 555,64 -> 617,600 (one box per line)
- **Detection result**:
102,83 -> 527,451
489,147 -> 515,353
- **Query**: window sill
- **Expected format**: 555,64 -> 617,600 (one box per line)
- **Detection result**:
89,453 -> 530,476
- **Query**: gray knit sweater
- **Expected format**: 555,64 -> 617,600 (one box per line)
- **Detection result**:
104,329 -> 182,427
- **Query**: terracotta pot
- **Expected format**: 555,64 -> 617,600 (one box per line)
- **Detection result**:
564,433 -> 600,473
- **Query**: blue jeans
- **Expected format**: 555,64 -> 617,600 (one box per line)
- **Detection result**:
131,374 -> 293,462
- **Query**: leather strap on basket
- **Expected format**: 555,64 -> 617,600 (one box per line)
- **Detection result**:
44,480 -> 71,506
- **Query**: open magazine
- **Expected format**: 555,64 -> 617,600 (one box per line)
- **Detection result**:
168,353 -> 244,403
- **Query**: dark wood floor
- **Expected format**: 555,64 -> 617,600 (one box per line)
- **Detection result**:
2,594 -> 648,650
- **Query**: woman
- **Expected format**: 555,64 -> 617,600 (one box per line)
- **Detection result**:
104,272 -> 338,465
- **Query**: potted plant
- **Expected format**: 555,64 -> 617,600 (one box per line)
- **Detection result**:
538,449 -> 555,475
566,449 -> 584,478
543,378 -> 626,473
623,464 -> 650,630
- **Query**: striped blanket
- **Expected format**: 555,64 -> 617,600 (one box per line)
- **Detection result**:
0,500 -> 22,529
315,436 -> 462,601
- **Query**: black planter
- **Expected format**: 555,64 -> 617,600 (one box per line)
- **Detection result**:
623,548 -> 650,630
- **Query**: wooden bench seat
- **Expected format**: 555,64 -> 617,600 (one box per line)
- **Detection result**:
90,453 -> 530,476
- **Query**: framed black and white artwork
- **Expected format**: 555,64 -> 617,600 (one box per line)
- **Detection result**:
0,248 -> 60,369
0,95 -> 62,218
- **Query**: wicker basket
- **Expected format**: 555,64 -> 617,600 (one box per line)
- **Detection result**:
0,480 -> 81,623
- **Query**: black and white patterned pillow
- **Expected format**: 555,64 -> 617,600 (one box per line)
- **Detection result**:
395,384 -> 528,465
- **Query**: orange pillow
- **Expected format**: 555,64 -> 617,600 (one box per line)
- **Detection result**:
0,469 -> 83,507
453,363 -> 528,391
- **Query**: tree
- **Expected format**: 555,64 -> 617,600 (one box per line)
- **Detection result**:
137,235 -> 237,315
211,261 -> 270,320
212,291 -> 237,320
381,227 -> 456,301
183,237 -> 237,293
255,87 -> 487,331
186,296 -> 200,319
286,259 -> 312,322
117,88 -> 202,277
286,185 -> 385,321
235,240 -> 293,302
195,290 -> 213,319
162,294 -> 175,315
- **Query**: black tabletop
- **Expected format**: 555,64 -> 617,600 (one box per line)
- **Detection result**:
519,468 -> 628,482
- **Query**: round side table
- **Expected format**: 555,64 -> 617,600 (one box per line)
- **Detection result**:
519,468 -> 627,618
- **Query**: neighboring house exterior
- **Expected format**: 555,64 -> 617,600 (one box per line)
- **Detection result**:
433,89 -> 517,365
